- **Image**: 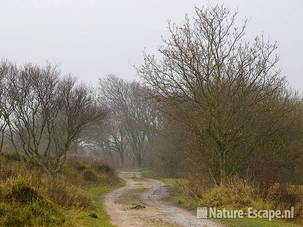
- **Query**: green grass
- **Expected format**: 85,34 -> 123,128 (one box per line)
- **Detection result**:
160,177 -> 301,227
161,178 -> 178,187
65,182 -> 123,227
220,218 -> 300,227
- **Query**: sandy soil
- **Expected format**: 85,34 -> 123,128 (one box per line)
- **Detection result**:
104,171 -> 223,227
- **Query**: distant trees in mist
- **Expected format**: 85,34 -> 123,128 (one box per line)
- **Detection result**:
96,75 -> 158,167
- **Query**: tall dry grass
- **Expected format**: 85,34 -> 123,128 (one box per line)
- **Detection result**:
0,153 -> 117,226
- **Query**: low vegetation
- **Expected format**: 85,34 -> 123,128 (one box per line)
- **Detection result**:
160,177 -> 303,226
0,153 -> 119,226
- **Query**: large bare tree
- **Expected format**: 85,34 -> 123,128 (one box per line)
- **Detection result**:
139,5 -> 303,185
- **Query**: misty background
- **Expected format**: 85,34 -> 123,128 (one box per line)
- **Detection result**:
0,0 -> 302,91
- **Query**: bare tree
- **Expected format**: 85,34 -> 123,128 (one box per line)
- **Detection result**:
90,115 -> 128,165
54,77 -> 107,171
4,62 -> 106,173
139,5 -> 302,184
6,64 -> 61,170
0,61 -> 14,153
99,75 -> 158,166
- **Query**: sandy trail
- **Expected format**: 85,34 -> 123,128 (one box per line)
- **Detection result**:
104,171 -> 223,227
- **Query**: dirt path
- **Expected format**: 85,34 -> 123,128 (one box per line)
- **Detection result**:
104,171 -> 223,227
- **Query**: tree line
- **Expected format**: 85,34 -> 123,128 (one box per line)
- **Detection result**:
0,62 -> 158,173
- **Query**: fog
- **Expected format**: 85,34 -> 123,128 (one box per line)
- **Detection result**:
0,0 -> 302,91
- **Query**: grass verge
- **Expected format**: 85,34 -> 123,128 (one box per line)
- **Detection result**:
0,154 -> 121,226
221,218 -> 299,227
159,178 -> 301,227
65,182 -> 123,227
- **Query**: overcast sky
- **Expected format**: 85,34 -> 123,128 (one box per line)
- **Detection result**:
0,0 -> 302,91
